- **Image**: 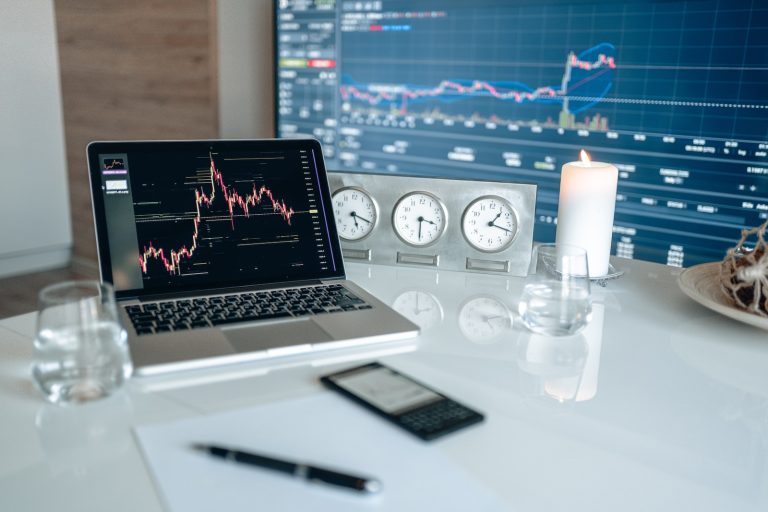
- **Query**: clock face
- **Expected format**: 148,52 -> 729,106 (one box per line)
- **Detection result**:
458,296 -> 513,343
392,192 -> 447,247
461,196 -> 518,252
332,187 -> 377,241
392,290 -> 443,331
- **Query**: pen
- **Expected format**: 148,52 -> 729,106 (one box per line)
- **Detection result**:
191,444 -> 382,494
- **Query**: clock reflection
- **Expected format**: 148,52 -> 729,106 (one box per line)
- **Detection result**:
458,295 -> 514,343
392,290 -> 444,331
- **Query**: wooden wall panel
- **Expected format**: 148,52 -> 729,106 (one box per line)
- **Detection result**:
54,0 -> 219,264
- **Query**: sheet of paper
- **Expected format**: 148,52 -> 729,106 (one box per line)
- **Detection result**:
134,392 -> 505,511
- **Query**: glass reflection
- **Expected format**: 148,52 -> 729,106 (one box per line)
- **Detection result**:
516,302 -> 606,403
35,392 -> 134,475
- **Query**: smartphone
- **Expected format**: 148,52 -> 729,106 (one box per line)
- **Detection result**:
320,362 -> 484,441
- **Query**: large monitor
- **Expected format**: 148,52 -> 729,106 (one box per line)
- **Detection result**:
274,0 -> 768,267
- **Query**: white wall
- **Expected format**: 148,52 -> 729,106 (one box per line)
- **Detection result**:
217,0 -> 275,139
0,0 -> 72,278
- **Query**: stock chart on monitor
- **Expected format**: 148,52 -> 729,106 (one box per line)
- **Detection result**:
274,0 -> 768,267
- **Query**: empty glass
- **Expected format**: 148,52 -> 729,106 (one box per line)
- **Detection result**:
518,244 -> 592,336
33,281 -> 133,404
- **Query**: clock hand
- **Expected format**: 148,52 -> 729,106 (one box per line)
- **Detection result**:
417,216 -> 424,240
355,214 -> 372,224
349,211 -> 359,228
487,211 -> 502,227
490,222 -> 513,234
482,314 -> 506,324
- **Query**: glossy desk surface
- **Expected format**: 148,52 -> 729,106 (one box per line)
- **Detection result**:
1,259 -> 767,511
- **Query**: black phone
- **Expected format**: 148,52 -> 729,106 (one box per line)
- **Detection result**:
320,362 -> 484,441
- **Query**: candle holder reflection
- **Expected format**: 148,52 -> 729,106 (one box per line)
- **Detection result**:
516,331 -> 588,404
516,302 -> 606,404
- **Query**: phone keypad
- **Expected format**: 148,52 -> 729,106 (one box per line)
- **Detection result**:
399,400 -> 479,439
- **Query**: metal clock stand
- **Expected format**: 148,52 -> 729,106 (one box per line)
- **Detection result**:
328,172 -> 537,277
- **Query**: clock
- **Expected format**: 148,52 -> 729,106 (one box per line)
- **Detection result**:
392,191 -> 447,247
332,187 -> 378,241
391,290 -> 443,331
458,296 -> 513,343
327,172 -> 536,275
461,196 -> 519,252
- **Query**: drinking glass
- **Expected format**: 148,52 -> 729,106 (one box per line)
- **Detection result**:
32,281 -> 133,404
518,244 -> 592,336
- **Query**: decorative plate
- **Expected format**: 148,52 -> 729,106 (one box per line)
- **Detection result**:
678,262 -> 768,331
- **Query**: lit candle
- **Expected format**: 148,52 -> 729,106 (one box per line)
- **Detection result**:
555,150 -> 618,277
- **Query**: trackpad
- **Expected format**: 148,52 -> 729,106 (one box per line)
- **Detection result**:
223,319 -> 333,353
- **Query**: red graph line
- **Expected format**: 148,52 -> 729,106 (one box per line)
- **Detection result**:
138,155 -> 295,275
569,53 -> 615,71
340,53 -> 616,113
103,159 -> 125,170
341,80 -> 559,111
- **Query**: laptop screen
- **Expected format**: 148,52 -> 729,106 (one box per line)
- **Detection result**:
88,139 -> 345,299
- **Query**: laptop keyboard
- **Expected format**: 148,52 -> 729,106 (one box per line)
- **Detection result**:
124,284 -> 372,336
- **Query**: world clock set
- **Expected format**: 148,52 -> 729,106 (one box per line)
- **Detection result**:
327,173 -> 536,276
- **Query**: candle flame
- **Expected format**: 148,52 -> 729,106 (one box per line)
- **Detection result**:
580,150 -> 591,163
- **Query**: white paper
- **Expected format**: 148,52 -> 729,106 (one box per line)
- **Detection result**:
134,393 -> 505,511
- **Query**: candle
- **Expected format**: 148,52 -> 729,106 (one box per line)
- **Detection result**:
555,150 -> 618,277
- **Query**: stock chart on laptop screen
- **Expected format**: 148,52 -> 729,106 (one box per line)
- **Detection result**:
274,0 -> 768,267
92,141 -> 342,295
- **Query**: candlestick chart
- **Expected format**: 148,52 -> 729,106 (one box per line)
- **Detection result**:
138,154 -> 296,276
127,148 -> 327,288
103,158 -> 126,171
340,43 -> 617,131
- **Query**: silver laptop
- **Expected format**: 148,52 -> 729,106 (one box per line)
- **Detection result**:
87,139 -> 418,375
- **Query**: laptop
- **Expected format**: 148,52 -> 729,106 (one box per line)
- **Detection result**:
87,139 -> 419,375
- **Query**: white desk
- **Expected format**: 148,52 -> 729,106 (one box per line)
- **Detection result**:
1,259 -> 767,511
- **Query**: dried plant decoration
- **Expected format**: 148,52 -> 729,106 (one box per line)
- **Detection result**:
720,220 -> 768,317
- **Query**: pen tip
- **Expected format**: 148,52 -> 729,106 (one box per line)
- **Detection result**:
364,479 -> 382,494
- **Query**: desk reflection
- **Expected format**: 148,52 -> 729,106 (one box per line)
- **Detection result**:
35,392 -> 134,476
347,262 -> 607,405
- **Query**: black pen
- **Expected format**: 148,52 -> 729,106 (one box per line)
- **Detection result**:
191,444 -> 382,494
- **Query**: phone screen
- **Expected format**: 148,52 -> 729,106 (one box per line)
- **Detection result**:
328,365 -> 442,415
